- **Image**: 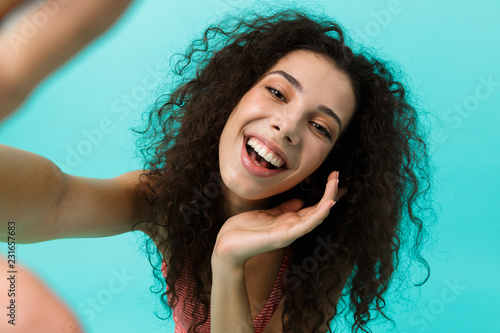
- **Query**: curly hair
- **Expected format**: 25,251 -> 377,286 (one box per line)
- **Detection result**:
132,9 -> 433,333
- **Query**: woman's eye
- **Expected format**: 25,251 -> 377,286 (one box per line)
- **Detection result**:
266,87 -> 286,102
310,122 -> 331,139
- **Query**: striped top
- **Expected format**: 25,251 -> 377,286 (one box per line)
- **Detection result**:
161,246 -> 292,333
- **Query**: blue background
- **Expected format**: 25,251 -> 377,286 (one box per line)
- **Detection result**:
1,0 -> 499,332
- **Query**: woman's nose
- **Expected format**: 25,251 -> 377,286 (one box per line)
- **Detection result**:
270,117 -> 301,145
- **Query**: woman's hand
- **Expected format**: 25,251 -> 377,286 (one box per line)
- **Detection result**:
0,0 -> 134,123
212,171 -> 345,268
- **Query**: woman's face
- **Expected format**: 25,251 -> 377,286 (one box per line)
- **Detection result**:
219,50 -> 356,213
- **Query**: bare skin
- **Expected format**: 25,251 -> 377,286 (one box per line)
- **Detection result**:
211,172 -> 342,332
0,0 -> 134,122
0,0 -> 23,21
0,1 -> 135,332
0,254 -> 83,332
211,50 -> 356,331
0,3 -> 355,332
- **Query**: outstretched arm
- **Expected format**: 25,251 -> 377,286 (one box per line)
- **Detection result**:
0,0 -> 23,21
0,0 -> 134,121
0,144 -> 151,244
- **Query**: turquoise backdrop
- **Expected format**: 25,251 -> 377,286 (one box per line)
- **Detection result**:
1,0 -> 499,332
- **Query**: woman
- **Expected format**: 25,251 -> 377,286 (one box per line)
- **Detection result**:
0,5 -> 432,333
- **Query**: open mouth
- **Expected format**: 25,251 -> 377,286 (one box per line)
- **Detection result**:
243,135 -> 288,170
246,144 -> 279,169
240,134 -> 289,178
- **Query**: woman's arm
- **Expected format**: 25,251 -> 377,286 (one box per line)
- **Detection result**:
0,254 -> 83,332
210,172 -> 340,332
211,256 -> 254,332
211,255 -> 353,333
0,0 -> 23,21
0,0 -> 134,121
0,144 -> 150,244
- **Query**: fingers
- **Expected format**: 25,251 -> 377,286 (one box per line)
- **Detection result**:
266,198 -> 304,216
291,172 -> 339,235
318,171 -> 339,210
327,170 -> 339,182
270,171 -> 342,238
296,171 -> 338,218
323,171 -> 348,205
287,199 -> 332,239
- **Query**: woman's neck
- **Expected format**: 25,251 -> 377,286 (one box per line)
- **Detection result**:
221,186 -> 271,217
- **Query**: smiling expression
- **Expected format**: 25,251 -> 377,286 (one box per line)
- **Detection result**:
218,50 -> 357,213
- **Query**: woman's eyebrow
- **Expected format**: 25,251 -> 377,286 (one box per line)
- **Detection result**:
266,70 -> 343,133
318,105 -> 342,134
267,70 -> 303,92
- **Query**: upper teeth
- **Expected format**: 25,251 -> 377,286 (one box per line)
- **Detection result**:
247,137 -> 284,168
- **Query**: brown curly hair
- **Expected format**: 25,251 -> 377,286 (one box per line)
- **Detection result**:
132,9 -> 433,333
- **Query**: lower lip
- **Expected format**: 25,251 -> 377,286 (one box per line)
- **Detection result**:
240,135 -> 287,178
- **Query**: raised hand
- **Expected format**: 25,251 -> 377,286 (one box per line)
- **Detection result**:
212,171 -> 344,267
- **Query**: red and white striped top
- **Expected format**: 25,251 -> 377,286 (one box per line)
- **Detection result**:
161,246 -> 292,332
